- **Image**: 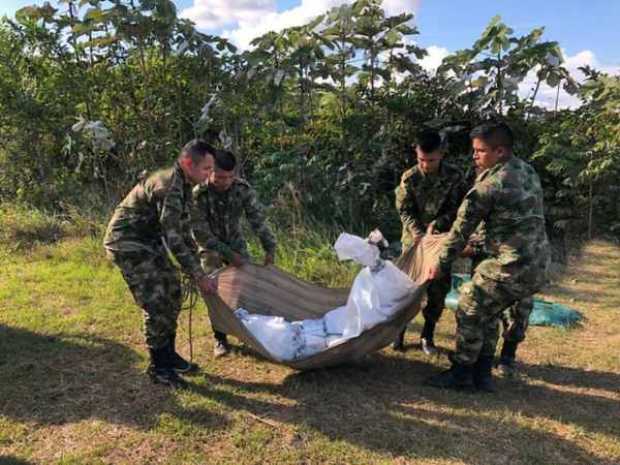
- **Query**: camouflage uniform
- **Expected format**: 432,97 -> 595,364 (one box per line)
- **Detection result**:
396,162 -> 466,328
469,225 -> 533,346
191,178 -> 277,272
437,155 -> 550,365
192,178 -> 276,342
104,162 -> 205,352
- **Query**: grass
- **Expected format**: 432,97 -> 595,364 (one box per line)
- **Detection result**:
1,206 -> 619,465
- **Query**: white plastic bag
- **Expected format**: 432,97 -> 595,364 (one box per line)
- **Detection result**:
235,308 -> 303,361
234,231 -> 416,359
373,261 -> 416,317
334,233 -> 380,268
336,233 -> 416,339
324,305 -> 348,335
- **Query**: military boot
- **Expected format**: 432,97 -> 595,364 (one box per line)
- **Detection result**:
473,355 -> 497,393
147,347 -> 188,389
497,340 -> 519,378
213,332 -> 231,358
420,320 -> 438,356
392,328 -> 407,352
168,334 -> 199,374
425,361 -> 475,391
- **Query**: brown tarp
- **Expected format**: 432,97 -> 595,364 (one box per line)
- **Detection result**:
202,235 -> 446,370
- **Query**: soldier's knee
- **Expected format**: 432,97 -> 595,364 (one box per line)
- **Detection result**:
456,307 -> 482,329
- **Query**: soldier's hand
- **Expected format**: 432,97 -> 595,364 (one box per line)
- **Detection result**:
263,254 -> 274,266
460,245 -> 475,258
197,275 -> 218,296
426,264 -> 443,281
426,221 -> 437,235
231,253 -> 245,267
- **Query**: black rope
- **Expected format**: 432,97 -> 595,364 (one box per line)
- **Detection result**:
181,273 -> 199,363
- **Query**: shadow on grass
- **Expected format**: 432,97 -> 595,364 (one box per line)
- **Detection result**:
522,362 -> 620,392
0,456 -> 36,465
0,324 -> 228,432
192,353 -> 618,465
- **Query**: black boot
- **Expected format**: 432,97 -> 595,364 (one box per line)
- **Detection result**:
473,355 -> 497,393
147,347 -> 188,389
425,361 -> 475,391
498,340 -> 519,377
420,320 -> 438,355
392,327 -> 406,352
213,331 -> 230,358
168,334 -> 199,374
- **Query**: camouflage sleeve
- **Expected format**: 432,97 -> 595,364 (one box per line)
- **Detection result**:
191,188 -> 236,264
160,183 -> 205,278
467,223 -> 487,260
437,183 -> 494,274
433,174 -> 467,232
395,179 -> 425,241
243,186 -> 277,255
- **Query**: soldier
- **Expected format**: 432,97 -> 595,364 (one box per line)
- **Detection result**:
394,130 -> 466,354
461,166 -> 534,378
192,149 -> 277,357
425,122 -> 550,392
103,139 -> 218,389
463,221 -> 534,378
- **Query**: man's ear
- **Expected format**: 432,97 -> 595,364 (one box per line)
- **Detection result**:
180,155 -> 193,171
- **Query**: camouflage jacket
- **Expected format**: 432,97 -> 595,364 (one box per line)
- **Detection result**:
438,155 -> 551,290
103,162 -> 204,278
464,166 -> 487,258
191,178 -> 276,263
395,161 -> 466,247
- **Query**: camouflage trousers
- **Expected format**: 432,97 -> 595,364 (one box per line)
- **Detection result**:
501,297 -> 533,343
453,272 -> 535,365
107,249 -> 182,351
200,247 -> 248,341
422,272 -> 452,324
471,254 -> 532,344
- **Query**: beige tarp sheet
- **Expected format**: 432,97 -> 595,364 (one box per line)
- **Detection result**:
202,235 -> 445,370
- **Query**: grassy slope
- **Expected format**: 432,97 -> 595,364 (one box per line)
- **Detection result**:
0,221 -> 619,465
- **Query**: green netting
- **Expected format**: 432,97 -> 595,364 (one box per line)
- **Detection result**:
445,274 -> 582,327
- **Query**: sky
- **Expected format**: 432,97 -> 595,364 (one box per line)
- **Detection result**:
2,0 -> 619,108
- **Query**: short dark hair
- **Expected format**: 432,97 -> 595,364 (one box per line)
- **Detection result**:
470,122 -> 514,149
414,130 -> 442,154
181,139 -> 216,163
214,149 -> 236,172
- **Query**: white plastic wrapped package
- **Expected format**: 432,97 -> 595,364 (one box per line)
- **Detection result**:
324,305 -> 348,335
294,319 -> 328,358
335,234 -> 415,339
234,232 -> 416,360
235,308 -> 303,361
334,233 -> 380,268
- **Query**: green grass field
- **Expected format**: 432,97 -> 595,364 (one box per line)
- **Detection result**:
1,207 -> 619,465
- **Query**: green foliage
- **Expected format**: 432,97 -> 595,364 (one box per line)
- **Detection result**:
534,70 -> 620,237
0,2 -> 617,238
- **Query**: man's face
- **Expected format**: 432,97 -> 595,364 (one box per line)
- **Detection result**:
185,154 -> 214,185
416,146 -> 442,175
471,137 -> 505,172
210,167 -> 235,192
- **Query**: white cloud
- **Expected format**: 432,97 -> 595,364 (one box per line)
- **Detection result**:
519,49 -> 620,109
180,0 -> 276,30
417,45 -> 449,72
182,0 -> 420,50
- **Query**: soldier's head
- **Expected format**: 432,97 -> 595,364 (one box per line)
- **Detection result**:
470,122 -> 513,171
179,139 -> 216,185
210,149 -> 237,192
414,130 -> 443,175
